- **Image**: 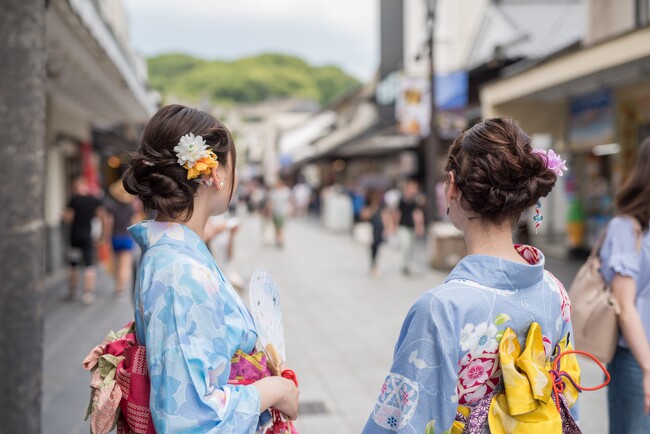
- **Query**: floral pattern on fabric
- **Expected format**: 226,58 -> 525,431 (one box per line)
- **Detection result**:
129,221 -> 263,434
546,271 -> 572,324
372,373 -> 419,431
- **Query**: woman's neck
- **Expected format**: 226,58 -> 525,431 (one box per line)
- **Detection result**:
155,198 -> 210,240
463,220 -> 528,264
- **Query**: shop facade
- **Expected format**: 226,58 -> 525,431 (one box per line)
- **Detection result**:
481,24 -> 650,251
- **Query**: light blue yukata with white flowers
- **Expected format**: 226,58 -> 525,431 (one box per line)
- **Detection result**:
363,245 -> 579,434
129,220 -> 264,433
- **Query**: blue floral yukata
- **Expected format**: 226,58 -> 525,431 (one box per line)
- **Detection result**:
363,245 -> 580,434
129,221 -> 264,433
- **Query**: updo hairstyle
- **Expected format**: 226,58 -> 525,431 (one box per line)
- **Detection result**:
445,117 -> 557,225
122,104 -> 236,220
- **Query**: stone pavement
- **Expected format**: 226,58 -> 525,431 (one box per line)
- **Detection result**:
42,215 -> 608,433
42,270 -> 133,433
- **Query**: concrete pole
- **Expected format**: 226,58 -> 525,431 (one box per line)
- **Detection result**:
0,0 -> 46,432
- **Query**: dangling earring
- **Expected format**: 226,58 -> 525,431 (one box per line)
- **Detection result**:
533,200 -> 543,233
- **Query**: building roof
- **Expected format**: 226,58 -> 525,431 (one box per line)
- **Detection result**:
468,0 -> 585,70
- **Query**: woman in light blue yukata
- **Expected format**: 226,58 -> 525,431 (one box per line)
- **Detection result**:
122,105 -> 298,433
599,137 -> 650,434
363,118 -> 594,434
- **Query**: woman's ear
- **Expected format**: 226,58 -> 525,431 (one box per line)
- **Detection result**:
209,166 -> 219,189
446,171 -> 459,204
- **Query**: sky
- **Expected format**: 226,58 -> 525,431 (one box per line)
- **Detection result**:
122,0 -> 379,81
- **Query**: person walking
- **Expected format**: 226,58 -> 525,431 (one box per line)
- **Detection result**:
363,118 -> 592,433
122,105 -> 299,432
600,137 -> 650,433
268,178 -> 292,248
63,177 -> 105,305
361,189 -> 394,277
396,178 -> 425,275
104,179 -> 137,301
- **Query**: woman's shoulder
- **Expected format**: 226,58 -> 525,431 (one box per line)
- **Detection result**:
411,280 -> 477,318
608,215 -> 637,234
141,245 -> 213,285
603,215 -> 642,252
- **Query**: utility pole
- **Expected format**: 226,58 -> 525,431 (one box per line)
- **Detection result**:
424,1 -> 440,222
0,0 -> 47,432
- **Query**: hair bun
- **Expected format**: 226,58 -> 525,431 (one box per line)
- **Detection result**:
445,118 -> 557,224
122,155 -> 196,218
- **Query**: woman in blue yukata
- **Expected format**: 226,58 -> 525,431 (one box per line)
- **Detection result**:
122,105 -> 299,433
363,118 -> 586,434
600,137 -> 650,434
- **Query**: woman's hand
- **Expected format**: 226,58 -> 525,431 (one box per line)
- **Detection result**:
253,375 -> 299,420
274,376 -> 300,419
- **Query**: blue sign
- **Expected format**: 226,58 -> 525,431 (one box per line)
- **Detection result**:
435,71 -> 468,111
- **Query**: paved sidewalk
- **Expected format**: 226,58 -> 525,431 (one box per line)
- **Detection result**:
42,215 -> 607,433
42,270 -> 133,434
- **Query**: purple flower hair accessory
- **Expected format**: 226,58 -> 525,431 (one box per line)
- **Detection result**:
532,148 -> 567,177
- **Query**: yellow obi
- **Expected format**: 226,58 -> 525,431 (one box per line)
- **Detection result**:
452,323 -> 580,434
489,323 -> 579,433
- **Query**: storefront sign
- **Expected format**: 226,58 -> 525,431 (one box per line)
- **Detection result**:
569,89 -> 615,150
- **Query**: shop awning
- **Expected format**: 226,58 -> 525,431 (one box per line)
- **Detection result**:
334,125 -> 419,158
481,27 -> 650,115
46,0 -> 157,126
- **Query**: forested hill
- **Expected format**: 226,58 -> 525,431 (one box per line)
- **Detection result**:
148,53 -> 361,106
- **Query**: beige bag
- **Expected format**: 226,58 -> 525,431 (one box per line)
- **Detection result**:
569,217 -> 642,364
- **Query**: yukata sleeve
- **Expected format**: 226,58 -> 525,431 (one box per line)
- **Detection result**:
146,266 -> 261,434
601,217 -> 640,284
363,292 -> 460,434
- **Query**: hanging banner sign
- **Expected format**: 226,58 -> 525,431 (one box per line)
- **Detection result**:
396,75 -> 431,138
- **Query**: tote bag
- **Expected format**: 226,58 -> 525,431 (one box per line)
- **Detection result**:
569,217 -> 642,364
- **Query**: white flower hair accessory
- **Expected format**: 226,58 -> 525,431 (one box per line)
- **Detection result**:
173,133 -> 218,180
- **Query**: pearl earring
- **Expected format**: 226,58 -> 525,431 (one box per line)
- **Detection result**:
219,182 -> 225,189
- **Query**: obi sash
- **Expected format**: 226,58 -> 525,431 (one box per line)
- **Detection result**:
450,322 -> 608,434
83,322 -> 289,434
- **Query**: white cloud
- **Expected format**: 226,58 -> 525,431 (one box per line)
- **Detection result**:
122,0 -> 378,80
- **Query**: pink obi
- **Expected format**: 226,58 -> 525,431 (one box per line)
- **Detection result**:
83,322 -> 294,434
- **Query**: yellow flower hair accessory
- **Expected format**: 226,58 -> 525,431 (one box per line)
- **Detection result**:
173,133 -> 219,180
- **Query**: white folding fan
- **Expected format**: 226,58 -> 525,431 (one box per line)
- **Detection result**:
248,269 -> 287,375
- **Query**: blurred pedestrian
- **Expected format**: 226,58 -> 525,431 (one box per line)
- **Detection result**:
292,181 -> 312,217
396,178 -> 425,275
360,190 -> 394,276
63,177 -> 106,305
120,105 -> 298,431
105,179 -> 137,301
364,118 -> 592,433
600,137 -> 650,433
268,178 -> 293,248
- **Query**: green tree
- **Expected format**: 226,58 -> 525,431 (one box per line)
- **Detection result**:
312,65 -> 361,105
148,53 -> 360,106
